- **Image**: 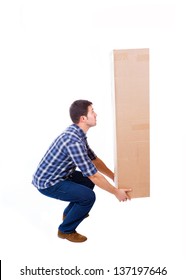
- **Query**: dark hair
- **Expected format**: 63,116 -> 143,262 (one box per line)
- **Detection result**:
69,99 -> 93,124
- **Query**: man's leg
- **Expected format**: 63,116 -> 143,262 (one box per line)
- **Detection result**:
39,178 -> 96,234
63,171 -> 95,217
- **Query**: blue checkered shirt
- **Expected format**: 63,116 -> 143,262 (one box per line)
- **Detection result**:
32,124 -> 97,189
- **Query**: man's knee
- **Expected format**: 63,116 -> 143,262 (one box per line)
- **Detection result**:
91,191 -> 96,204
84,190 -> 96,206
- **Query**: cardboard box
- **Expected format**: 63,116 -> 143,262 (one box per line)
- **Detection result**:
113,48 -> 150,198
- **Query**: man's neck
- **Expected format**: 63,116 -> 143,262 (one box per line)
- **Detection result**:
76,123 -> 89,134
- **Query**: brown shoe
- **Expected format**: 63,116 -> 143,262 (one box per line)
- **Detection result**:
58,230 -> 87,242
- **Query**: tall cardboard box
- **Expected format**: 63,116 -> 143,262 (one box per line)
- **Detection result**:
113,48 -> 150,198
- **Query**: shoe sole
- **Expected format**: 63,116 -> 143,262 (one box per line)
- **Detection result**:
58,232 -> 87,243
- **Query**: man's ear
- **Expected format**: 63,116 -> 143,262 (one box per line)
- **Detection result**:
79,116 -> 86,122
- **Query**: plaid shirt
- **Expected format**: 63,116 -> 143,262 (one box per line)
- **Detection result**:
32,124 -> 97,189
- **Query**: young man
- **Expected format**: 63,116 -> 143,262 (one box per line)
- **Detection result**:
32,100 -> 132,242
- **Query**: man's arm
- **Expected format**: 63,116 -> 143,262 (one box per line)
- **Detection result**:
92,157 -> 114,181
88,172 -> 132,202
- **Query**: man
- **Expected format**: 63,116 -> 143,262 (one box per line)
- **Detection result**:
32,100 -> 132,242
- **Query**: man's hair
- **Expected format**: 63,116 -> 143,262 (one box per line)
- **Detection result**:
69,99 -> 93,124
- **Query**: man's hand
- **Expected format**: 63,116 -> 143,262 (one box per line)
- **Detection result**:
114,188 -> 132,202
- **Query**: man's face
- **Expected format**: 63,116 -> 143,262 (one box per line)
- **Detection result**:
85,105 -> 97,127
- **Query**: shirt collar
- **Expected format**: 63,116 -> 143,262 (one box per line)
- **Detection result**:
71,124 -> 87,140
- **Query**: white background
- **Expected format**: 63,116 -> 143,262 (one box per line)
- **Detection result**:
0,0 -> 185,279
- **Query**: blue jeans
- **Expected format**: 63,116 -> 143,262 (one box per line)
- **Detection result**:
39,171 -> 96,233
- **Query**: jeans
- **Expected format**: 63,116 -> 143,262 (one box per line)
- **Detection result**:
39,171 -> 96,233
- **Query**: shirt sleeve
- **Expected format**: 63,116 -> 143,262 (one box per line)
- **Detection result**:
85,141 -> 97,160
66,142 -> 97,177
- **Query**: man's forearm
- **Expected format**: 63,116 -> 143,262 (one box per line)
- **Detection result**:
88,172 -> 116,194
92,157 -> 114,181
88,172 -> 132,201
